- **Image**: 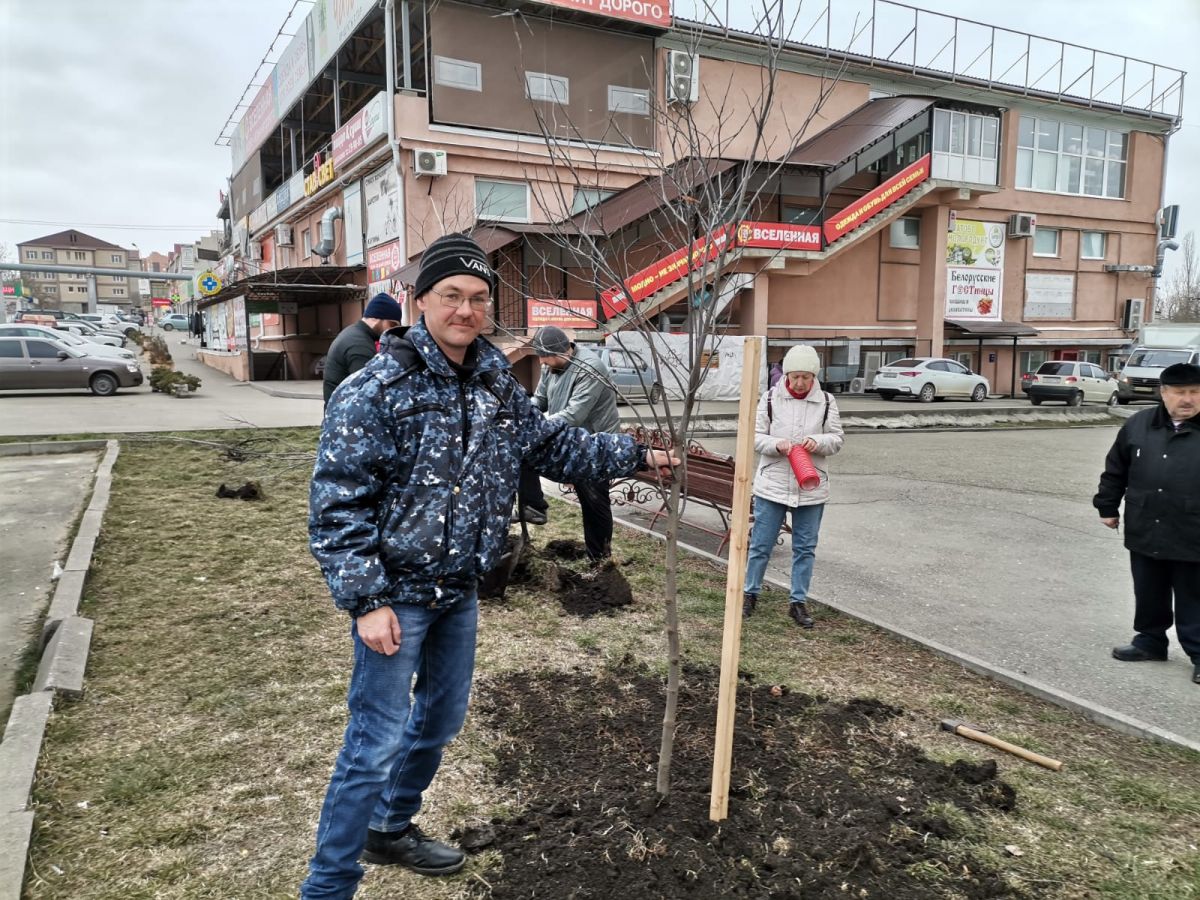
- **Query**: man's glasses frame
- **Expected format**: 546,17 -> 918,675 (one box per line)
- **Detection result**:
428,286 -> 493,311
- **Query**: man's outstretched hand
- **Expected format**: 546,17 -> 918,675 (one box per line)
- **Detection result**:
646,448 -> 681,474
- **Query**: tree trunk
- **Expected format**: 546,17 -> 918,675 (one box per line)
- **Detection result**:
656,481 -> 683,796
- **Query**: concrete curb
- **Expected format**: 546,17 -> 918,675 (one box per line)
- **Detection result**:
0,440 -> 108,458
0,693 -> 53,814
602,508 -> 1200,756
0,439 -> 118,898
245,381 -> 321,400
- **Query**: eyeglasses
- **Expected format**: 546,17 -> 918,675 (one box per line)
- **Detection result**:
428,286 -> 493,311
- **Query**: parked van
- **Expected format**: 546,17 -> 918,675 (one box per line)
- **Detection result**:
1116,324 -> 1200,404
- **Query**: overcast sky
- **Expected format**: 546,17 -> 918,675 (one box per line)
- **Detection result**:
1,0 -> 1196,277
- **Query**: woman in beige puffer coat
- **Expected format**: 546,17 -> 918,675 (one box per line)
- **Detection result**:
742,345 -> 844,628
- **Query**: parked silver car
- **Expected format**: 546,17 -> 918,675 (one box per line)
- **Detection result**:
0,336 -> 143,396
586,346 -> 664,404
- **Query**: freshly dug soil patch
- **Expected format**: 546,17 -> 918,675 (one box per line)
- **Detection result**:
552,561 -> 634,617
543,538 -> 589,561
468,667 -> 1023,899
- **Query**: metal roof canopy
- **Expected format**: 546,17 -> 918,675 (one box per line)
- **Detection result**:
945,318 -> 1039,336
197,266 -> 363,310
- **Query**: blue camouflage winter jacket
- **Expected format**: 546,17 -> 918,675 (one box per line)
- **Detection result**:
309,318 -> 643,616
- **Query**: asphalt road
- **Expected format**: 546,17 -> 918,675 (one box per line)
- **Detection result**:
698,426 -> 1199,745
0,451 -> 98,715
0,330 -> 323,436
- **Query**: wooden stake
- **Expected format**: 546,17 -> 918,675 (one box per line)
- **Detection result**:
709,336 -> 763,822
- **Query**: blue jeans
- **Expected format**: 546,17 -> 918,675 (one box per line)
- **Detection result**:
743,497 -> 825,605
301,595 -> 479,899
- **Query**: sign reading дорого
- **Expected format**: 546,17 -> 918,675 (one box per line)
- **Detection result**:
531,0 -> 671,28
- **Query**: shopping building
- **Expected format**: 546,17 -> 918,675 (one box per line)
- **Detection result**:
202,0 -> 1184,392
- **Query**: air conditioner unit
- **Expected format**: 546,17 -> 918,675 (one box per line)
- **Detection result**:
249,241 -> 263,262
1007,213 -> 1036,238
414,148 -> 448,177
1122,297 -> 1145,331
666,50 -> 700,104
274,224 -> 294,247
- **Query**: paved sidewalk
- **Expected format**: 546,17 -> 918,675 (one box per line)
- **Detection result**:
588,426 -> 1200,750
0,452 -> 98,715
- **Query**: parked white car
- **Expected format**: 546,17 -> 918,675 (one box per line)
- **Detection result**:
871,357 -> 990,402
1025,360 -> 1118,406
79,313 -> 140,336
55,321 -> 125,348
0,323 -> 136,361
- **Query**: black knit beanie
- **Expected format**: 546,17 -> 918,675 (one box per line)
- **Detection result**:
413,233 -> 496,300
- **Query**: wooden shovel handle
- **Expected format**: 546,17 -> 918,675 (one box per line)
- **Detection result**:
956,725 -> 1063,771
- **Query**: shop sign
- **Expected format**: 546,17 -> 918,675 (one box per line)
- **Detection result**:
526,299 -> 598,329
945,218 -> 1005,320
304,152 -> 336,197
367,241 -> 406,307
823,154 -> 930,243
735,221 -> 821,251
332,92 -> 388,168
2,282 -> 23,297
531,0 -> 671,27
364,166 -> 400,248
600,226 -> 731,318
1023,272 -> 1074,319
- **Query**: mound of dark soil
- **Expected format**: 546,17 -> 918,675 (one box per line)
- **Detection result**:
543,538 -> 589,561
467,668 -> 1024,899
552,561 -> 634,617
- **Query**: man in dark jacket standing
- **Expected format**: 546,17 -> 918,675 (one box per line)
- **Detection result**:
321,293 -> 403,404
1094,362 -> 1200,686
301,234 -> 677,899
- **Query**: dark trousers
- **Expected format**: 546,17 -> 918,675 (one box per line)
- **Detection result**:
576,479 -> 613,561
518,467 -> 548,513
1129,552 -> 1200,663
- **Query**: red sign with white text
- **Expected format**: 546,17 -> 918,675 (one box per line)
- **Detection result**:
735,221 -> 822,251
532,0 -> 671,28
526,299 -> 599,329
600,226 -> 731,318
822,154 -> 931,243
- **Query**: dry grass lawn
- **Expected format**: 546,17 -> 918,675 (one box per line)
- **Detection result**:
16,428 -> 1200,899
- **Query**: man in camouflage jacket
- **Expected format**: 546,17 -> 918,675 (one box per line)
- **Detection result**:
301,233 -> 676,899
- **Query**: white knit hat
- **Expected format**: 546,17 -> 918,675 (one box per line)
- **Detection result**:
782,344 -> 820,375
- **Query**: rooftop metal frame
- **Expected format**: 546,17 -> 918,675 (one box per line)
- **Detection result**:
678,0 -> 1184,123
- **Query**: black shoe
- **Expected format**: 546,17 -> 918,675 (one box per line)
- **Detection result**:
1111,644 -> 1167,662
510,507 -> 548,525
742,593 -> 757,619
788,602 -> 814,629
1193,664 -> 1200,685
362,825 -> 466,876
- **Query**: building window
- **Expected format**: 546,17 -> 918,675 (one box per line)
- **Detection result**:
73,251 -> 86,261
44,285 -> 57,293
608,85 -> 650,116
1033,227 -> 1060,257
114,288 -> 125,296
1020,350 -> 1050,374
111,254 -> 122,263
570,188 -> 617,215
476,179 -> 529,223
302,229 -> 311,258
950,351 -> 974,369
889,217 -> 921,249
41,251 -> 53,259
434,56 -> 482,92
25,250 -> 36,259
1017,115 -> 1127,198
783,206 -> 822,225
932,109 -> 999,184
1080,231 -> 1107,259
525,72 -> 569,104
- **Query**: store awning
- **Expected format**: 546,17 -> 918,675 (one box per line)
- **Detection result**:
945,319 -> 1039,337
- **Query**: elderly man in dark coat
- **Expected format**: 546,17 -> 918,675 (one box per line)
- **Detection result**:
1094,362 -> 1200,685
